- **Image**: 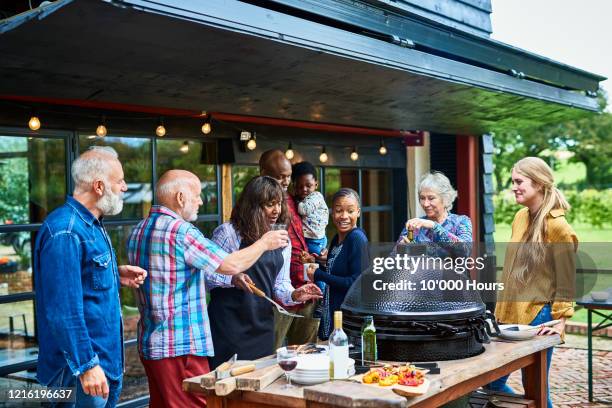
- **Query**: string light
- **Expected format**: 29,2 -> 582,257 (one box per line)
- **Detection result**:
285,142 -> 294,160
246,134 -> 257,150
28,113 -> 41,131
319,146 -> 328,163
379,138 -> 387,155
96,116 -> 107,137
350,146 -> 359,161
201,115 -> 212,135
180,141 -> 189,153
155,117 -> 166,137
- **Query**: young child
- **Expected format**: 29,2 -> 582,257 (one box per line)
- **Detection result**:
291,161 -> 329,258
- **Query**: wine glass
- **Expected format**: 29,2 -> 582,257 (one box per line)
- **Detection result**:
277,346 -> 298,389
270,223 -> 287,231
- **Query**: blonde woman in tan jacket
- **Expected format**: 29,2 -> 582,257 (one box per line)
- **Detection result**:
486,157 -> 578,408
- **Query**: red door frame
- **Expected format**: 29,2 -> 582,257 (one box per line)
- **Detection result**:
455,135 -> 479,243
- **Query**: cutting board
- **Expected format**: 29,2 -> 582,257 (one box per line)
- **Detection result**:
215,363 -> 283,396
350,373 -> 430,398
199,360 -> 252,389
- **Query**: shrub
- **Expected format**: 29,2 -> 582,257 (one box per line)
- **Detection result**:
494,189 -> 612,228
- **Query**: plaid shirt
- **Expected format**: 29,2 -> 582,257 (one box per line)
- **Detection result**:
211,222 -> 299,306
127,206 -> 229,360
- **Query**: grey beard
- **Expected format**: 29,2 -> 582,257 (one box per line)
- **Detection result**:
98,188 -> 124,216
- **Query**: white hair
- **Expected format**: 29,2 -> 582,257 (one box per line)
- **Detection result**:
72,146 -> 119,193
418,172 -> 457,211
155,177 -> 199,202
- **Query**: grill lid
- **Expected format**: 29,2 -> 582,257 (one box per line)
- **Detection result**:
341,244 -> 486,321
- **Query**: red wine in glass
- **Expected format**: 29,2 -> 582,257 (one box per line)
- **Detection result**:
279,360 -> 298,371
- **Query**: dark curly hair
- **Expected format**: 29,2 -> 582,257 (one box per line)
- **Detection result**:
230,176 -> 289,245
291,161 -> 317,183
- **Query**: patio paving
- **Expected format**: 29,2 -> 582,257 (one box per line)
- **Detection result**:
505,335 -> 612,407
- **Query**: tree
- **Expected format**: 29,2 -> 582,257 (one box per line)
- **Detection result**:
492,90 -> 611,190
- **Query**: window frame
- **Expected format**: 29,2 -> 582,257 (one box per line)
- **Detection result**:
0,128 -> 224,388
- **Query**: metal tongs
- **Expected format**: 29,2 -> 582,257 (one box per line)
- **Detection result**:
246,282 -> 303,318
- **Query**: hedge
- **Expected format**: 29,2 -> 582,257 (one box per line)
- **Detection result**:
493,189 -> 612,228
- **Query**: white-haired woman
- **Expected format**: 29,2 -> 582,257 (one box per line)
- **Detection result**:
486,157 -> 577,408
397,171 -> 472,257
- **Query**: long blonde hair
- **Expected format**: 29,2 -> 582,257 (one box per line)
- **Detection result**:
512,157 -> 570,283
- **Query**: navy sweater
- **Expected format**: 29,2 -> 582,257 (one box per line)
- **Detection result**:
314,227 -> 369,317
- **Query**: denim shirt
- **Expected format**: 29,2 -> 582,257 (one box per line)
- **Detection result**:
34,196 -> 123,385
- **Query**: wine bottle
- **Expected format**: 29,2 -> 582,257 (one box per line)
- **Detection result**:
329,311 -> 349,380
361,316 -> 377,364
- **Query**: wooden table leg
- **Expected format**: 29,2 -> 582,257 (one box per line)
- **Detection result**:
523,349 -> 548,408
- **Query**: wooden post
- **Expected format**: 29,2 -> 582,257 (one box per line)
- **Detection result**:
406,132 -> 430,219
221,164 -> 233,222
523,349 -> 548,408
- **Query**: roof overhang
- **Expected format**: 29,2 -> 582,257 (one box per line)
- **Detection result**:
0,0 -> 604,135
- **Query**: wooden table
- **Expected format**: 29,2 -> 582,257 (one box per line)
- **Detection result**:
577,290 -> 612,403
184,335 -> 560,408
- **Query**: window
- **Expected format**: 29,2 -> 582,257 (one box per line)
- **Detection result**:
321,167 -> 394,243
0,135 -> 66,226
0,128 -> 225,406
157,140 -> 219,215
0,231 -> 34,295
0,133 -> 67,363
323,168 -> 359,207
80,135 -> 152,220
232,165 -> 259,199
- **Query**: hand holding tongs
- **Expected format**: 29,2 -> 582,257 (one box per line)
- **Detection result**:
246,282 -> 303,318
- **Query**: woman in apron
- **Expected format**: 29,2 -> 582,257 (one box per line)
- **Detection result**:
208,176 -> 322,367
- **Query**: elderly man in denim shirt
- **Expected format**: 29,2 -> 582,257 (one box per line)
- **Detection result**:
35,146 -> 147,407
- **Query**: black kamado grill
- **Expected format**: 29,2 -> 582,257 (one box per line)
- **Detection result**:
342,243 -> 500,362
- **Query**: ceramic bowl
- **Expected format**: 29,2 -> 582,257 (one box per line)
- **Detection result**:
590,291 -> 609,302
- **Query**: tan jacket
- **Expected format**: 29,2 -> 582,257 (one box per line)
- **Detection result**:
495,207 -> 578,326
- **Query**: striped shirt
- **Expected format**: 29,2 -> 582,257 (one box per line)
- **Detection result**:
127,206 -> 229,360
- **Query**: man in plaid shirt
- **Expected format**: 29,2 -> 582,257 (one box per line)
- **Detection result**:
127,170 -> 288,408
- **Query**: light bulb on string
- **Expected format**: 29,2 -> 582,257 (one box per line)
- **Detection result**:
246,136 -> 257,151
350,146 -> 359,161
379,139 -> 387,155
285,142 -> 294,160
319,146 -> 328,163
201,115 -> 212,135
155,117 -> 166,137
28,114 -> 41,131
96,116 -> 107,137
180,141 -> 189,153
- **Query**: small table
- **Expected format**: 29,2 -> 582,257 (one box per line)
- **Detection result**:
576,289 -> 612,403
184,335 -> 560,408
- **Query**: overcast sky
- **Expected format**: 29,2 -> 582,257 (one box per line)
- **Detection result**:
490,0 -> 611,109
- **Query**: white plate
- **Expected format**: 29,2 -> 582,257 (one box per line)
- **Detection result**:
498,324 -> 538,341
293,356 -> 355,371
290,367 -> 355,385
